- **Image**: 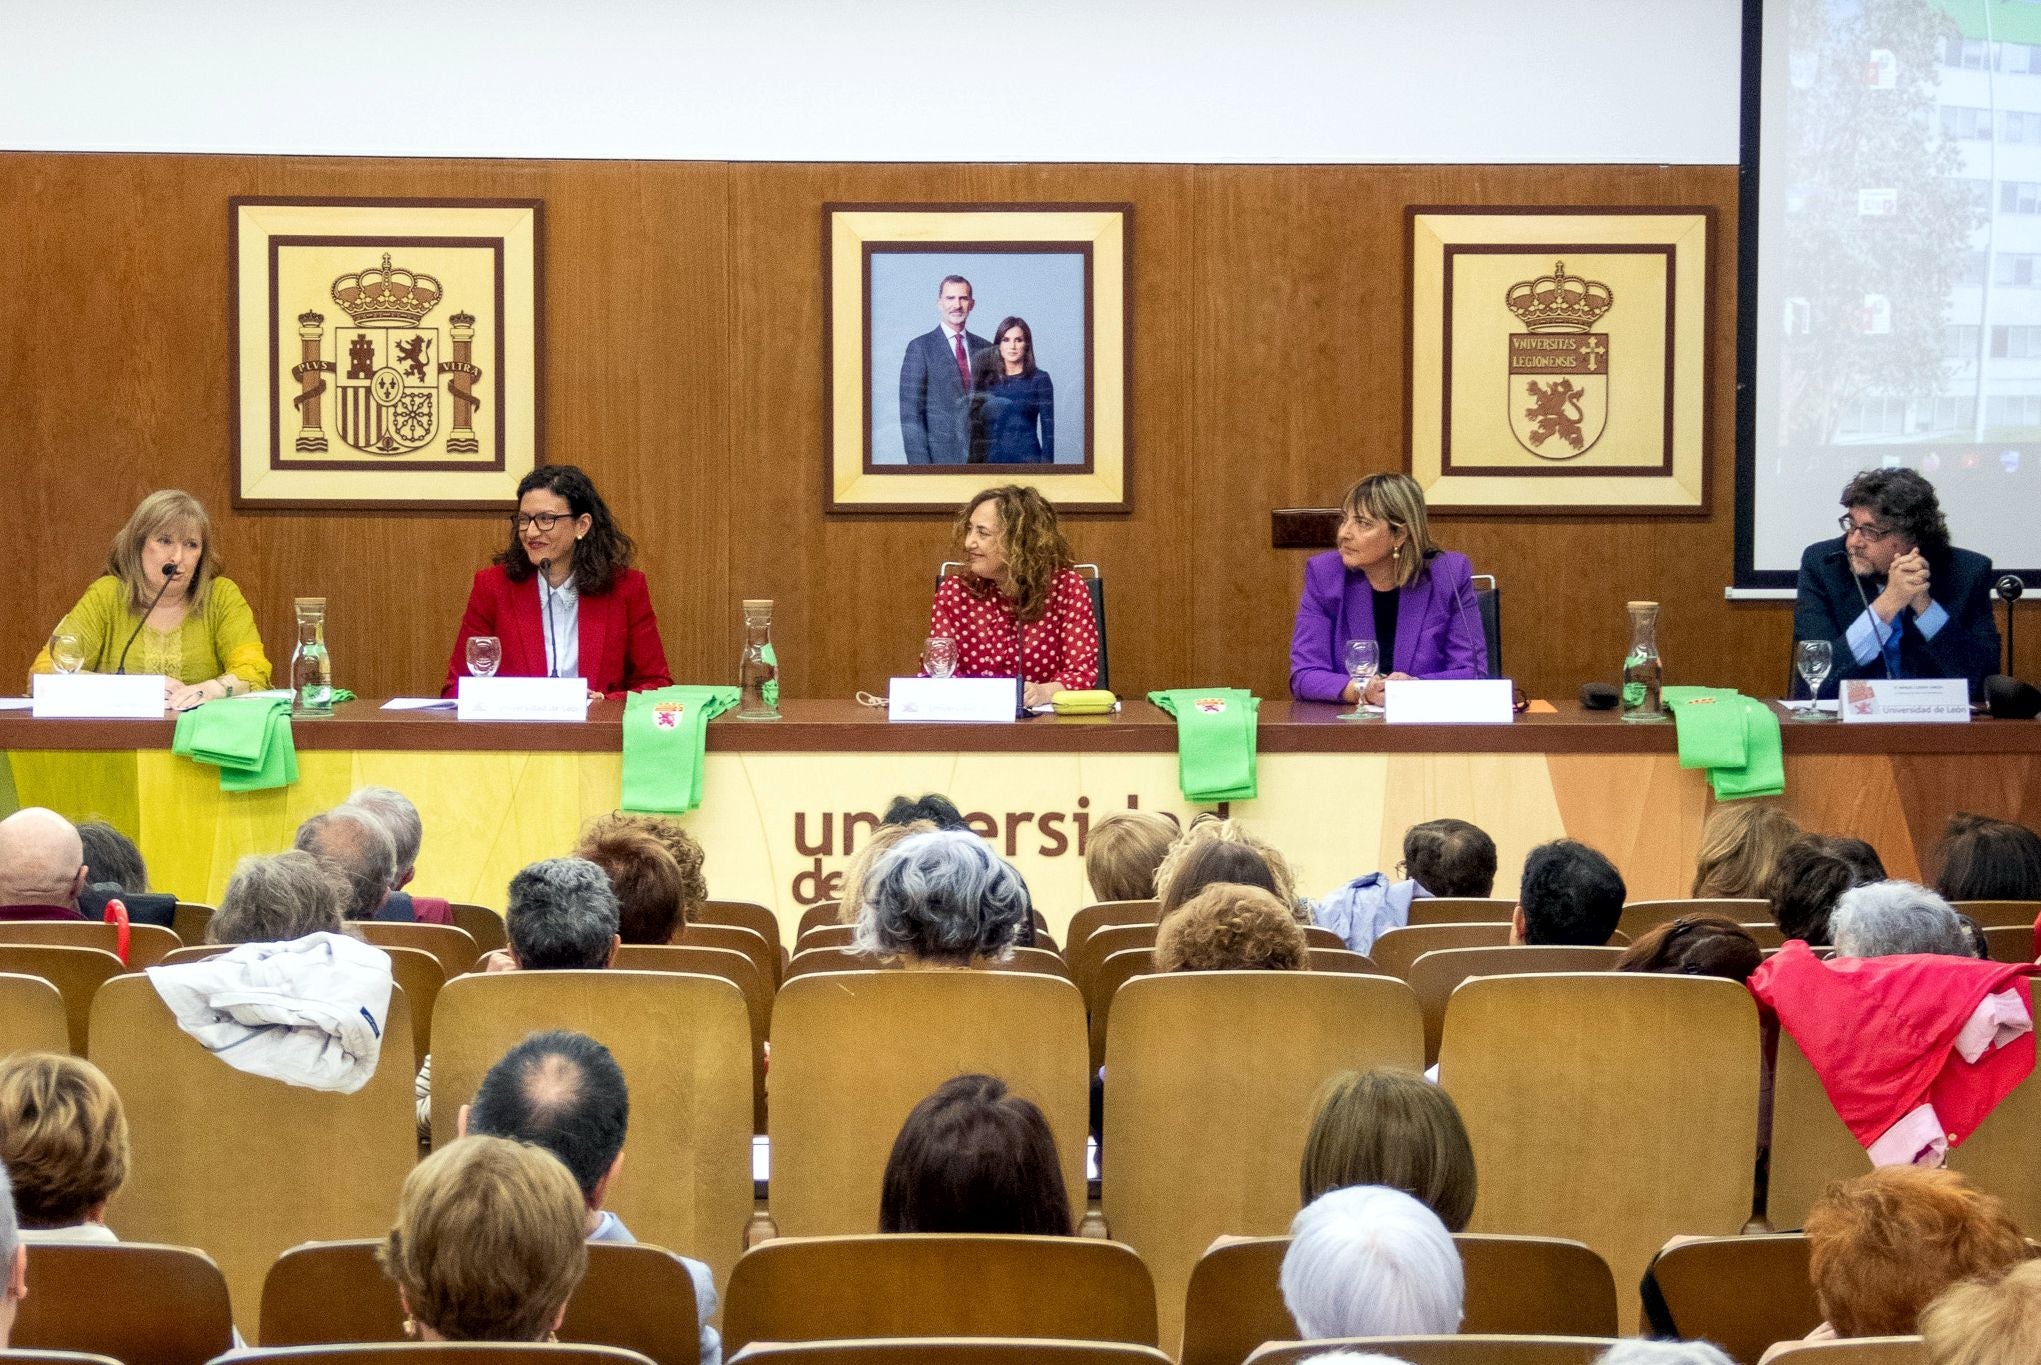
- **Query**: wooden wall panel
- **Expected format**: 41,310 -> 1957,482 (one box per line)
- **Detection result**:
5,152 -> 2026,706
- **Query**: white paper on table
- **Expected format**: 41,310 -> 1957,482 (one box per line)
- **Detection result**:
382,697 -> 459,711
0,697 -> 33,711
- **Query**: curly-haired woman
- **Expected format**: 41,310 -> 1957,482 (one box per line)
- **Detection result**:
925,484 -> 1099,707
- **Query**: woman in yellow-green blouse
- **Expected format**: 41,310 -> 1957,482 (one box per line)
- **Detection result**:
33,490 -> 272,709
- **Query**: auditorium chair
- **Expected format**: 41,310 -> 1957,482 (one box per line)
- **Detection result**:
88,975 -> 417,1336
723,1235 -> 1156,1351
1767,979 -> 2041,1232
1406,945 -> 1623,1067
172,901 -> 215,944
1306,947 -> 1381,975
0,970 -> 69,1056
427,970 -> 752,1288
261,1238 -> 704,1365
0,944 -> 125,1053
796,900 -> 843,936
157,943 -> 446,1065
1951,898 -> 2041,930
1088,946 -> 1152,1069
10,1241 -> 234,1365
796,922 -> 858,951
1406,897 -> 1518,926
355,921 -> 479,982
696,897 -> 784,959
0,919 -> 180,968
1066,899 -> 1160,961
218,1346 -> 657,1365
1179,1233 -> 1619,1365
725,1343 -> 1171,1365
1646,1233 -> 1816,1365
1979,924 -> 2035,963
1741,922 -> 1787,949
1437,974 -> 1761,1331
765,970 -> 1088,1239
0,1353 -> 122,1365
611,942 -> 770,1131
1101,971 -> 1423,1352
1072,923 -> 1159,1013
679,920 -> 779,989
1758,1341 -> 1926,1364
446,902 -> 509,957
1619,898 -> 1770,934
942,559 -> 1110,691
1246,1338 -> 1615,1365
1367,923 -> 1513,980
783,944 -> 1069,983
1474,573 -> 1503,679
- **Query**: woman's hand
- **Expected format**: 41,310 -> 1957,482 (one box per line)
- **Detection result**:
166,677 -> 231,710
1362,671 -> 1415,707
1023,681 -> 1060,709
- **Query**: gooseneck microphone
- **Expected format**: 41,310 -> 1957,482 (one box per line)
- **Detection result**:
538,559 -> 557,679
115,563 -> 180,675
1997,574 -> 2025,677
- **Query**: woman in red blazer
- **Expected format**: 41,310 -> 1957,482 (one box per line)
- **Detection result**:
442,466 -> 673,699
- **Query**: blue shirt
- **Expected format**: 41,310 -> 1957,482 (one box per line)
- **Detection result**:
538,574 -> 581,679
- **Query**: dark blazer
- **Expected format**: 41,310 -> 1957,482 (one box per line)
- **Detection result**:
442,565 -> 673,699
1792,535 -> 2000,699
1289,549 -> 1489,702
899,326 -> 989,465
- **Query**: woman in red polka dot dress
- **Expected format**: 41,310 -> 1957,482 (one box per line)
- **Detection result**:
926,485 -> 1100,707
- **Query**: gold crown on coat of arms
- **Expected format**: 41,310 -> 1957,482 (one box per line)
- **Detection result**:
332,252 -> 443,326
1504,261 -> 1614,333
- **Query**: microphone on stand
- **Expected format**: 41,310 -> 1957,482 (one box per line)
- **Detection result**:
115,563 -> 180,675
1014,612 -> 1029,720
1997,574 -> 2025,677
538,559 -> 556,678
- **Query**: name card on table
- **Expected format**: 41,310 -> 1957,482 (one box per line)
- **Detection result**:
32,673 -> 165,719
1384,678 -> 1517,724
456,676 -> 590,722
888,677 -> 1017,723
1840,678 -> 1971,724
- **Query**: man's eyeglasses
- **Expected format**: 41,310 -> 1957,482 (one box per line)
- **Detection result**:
1837,514 -> 1897,543
513,512 -> 571,532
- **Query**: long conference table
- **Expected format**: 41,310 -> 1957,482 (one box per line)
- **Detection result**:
4,699 -> 2037,942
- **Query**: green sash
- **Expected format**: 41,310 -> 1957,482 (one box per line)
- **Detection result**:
621,686 -> 741,814
1147,688 -> 1260,802
1663,686 -> 1785,800
171,696 -> 299,792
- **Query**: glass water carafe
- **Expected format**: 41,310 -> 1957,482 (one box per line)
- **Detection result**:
291,596 -> 334,717
736,598 -> 780,720
1621,600 -> 1665,723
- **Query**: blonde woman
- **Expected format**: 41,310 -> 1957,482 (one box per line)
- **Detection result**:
1691,803 -> 1800,899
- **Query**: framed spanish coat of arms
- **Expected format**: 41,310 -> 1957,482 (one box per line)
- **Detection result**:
231,197 -> 543,509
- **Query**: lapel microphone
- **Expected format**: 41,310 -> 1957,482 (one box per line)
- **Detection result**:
115,563 -> 180,675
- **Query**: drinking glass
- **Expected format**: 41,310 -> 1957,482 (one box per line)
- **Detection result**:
466,636 -> 502,679
48,631 -> 85,675
924,636 -> 959,680
1338,639 -> 1381,721
1794,639 -> 1834,720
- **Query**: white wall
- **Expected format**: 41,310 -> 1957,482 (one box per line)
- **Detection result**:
0,0 -> 1742,163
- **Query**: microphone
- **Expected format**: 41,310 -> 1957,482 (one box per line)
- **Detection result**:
115,563 -> 180,675
1014,610 -> 1029,720
1998,575 -> 2025,677
538,558 -> 556,679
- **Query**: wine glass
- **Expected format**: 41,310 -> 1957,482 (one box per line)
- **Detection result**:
466,636 -> 502,679
48,631 -> 85,675
1338,639 -> 1381,721
1794,639 -> 1833,720
924,636 -> 958,680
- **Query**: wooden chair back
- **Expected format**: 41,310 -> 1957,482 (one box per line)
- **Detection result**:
723,1234 -> 1156,1352
213,1346 -> 659,1365
0,920 -> 180,969
0,971 -> 69,1055
1073,922 -> 1159,1012
1089,946 -> 1154,1070
261,1238 -> 702,1365
0,944 -> 125,1052
1068,900 -> 1161,975
1981,924 -> 2035,963
447,902 -> 509,957
767,971 -> 1088,1239
611,942 -> 771,1131
11,1240 -> 235,1365
159,945 -> 229,964
1950,899 -> 2041,930
1407,946 -> 1624,1066
796,900 -> 843,936
1369,923 -> 1512,980
1246,1339 -> 1614,1365
697,898 -> 783,957
1407,897 -> 1517,925
88,975 -> 416,1335
1648,1233 -> 1816,1365
1759,1341 -> 1925,1364
783,946 -> 1067,982
0,1352 -> 124,1365
678,920 -> 778,989
1742,921 -> 1787,949
1620,898 -> 1770,934
172,901 -> 215,944
427,971 -> 752,1288
1438,974 -> 1760,1330
1298,925 -> 1342,951
355,921 -> 479,981
726,1344 -> 1171,1365
1306,947 -> 1381,974
1102,972 -> 1423,1352
797,922 -> 855,952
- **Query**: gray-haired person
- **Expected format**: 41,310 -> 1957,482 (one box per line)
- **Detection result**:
292,808 -> 396,922
1595,1344 -> 1734,1365
342,785 -> 446,923
207,850 -> 348,945
852,828 -> 1032,966
1830,880 -> 1973,959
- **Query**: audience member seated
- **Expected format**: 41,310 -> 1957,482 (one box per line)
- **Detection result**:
1154,884 -> 1308,972
879,1073 -> 1072,1234
1934,813 -> 2041,905
1156,815 -> 1306,920
341,786 -> 451,925
73,820 -> 176,928
1920,1255 -> 2041,1365
1299,1068 -> 1476,1231
852,829 -> 1032,967
1766,835 -> 1884,947
378,1134 -> 589,1343
206,850 -> 348,946
1083,809 -> 1180,904
1596,1344 -> 1735,1365
1759,1165 -> 2029,1362
1615,915 -> 1763,983
461,1029 -> 720,1365
1510,839 -> 1626,946
1830,881 -> 1974,958
573,818 -> 685,946
1315,817 -> 1497,955
881,793 -> 972,831
0,807 -> 89,923
0,1053 -> 129,1243
1280,1184 -> 1464,1339
1156,841 -> 1284,920
834,820 -> 935,927
293,808 -> 398,923
1691,804 -> 1800,900
578,811 -> 706,941
0,1162 -> 25,1348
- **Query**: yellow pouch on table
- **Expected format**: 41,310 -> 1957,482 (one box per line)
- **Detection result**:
1051,689 -> 1118,715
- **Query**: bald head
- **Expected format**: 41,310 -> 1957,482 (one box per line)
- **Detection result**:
0,808 -> 88,910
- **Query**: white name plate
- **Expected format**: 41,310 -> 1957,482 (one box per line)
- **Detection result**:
1840,678 -> 1971,724
1384,678 -> 1516,724
456,676 -> 590,722
32,673 -> 166,719
888,676 -> 1017,723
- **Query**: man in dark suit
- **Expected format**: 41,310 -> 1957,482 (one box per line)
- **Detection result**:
898,274 -> 988,465
1792,468 -> 2000,700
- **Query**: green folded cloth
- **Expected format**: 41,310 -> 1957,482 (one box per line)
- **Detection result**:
1147,688 -> 1260,802
1663,686 -> 1785,800
172,696 -> 298,792
621,686 -> 741,814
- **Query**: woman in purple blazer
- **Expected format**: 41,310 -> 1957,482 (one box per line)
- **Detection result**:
1289,473 -> 1489,705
